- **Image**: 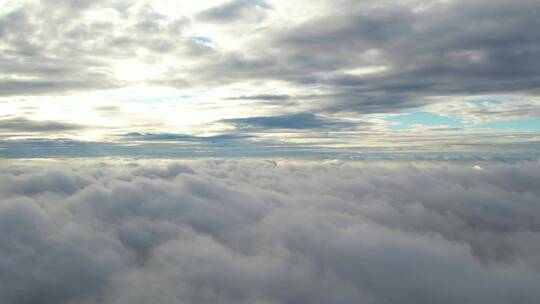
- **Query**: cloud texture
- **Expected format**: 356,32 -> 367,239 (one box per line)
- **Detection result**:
1,159 -> 539,304
1,0 -> 539,155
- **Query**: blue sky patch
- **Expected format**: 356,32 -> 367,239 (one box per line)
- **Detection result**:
475,119 -> 540,132
385,111 -> 464,131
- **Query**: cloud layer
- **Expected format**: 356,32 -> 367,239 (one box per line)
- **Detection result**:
3,0 -> 540,102
1,159 -> 539,304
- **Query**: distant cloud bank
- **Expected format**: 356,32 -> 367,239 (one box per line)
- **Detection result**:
1,159 -> 539,304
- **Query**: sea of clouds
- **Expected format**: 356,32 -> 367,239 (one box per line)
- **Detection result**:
0,159 -> 539,304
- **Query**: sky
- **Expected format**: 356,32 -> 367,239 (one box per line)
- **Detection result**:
1,0 -> 539,159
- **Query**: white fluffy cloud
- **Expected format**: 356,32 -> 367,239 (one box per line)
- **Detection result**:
0,159 -> 539,303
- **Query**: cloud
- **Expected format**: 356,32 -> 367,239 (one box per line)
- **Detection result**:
122,132 -> 253,142
0,117 -> 86,133
221,112 -> 360,130
0,0 -> 191,96
189,0 -> 540,113
274,0 -> 540,112
2,128 -> 540,159
224,94 -> 291,101
197,0 -> 271,23
94,106 -> 122,114
3,0 -> 539,113
1,0 -> 540,155
0,159 -> 539,303
425,98 -> 540,124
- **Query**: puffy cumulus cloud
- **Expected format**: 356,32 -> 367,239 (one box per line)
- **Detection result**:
1,159 -> 540,304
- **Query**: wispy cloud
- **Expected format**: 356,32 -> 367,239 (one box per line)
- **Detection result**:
221,112 -> 361,130
0,117 -> 86,133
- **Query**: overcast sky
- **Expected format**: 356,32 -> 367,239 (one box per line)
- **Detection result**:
1,0 -> 539,158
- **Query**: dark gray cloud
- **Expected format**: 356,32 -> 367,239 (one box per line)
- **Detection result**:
221,112 -> 360,130
123,132 -> 253,142
223,94 -> 298,106
191,0 -> 540,112
0,159 -> 539,303
1,129 -> 540,159
0,117 -> 86,132
2,0 -> 539,115
0,78 -> 119,96
197,0 -> 271,23
0,139 -> 123,158
300,0 -> 540,112
0,136 -> 314,158
224,94 -> 291,101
